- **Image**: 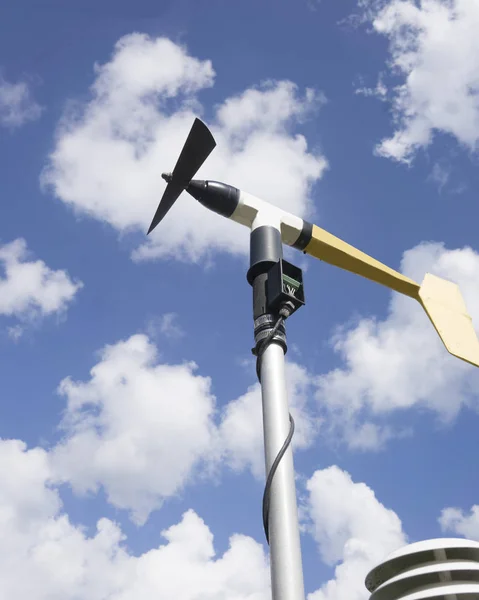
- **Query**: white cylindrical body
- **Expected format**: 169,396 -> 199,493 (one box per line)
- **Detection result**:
366,538 -> 479,600
260,342 -> 305,600
231,190 -> 305,245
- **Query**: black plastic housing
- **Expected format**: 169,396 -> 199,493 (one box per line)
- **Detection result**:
266,259 -> 305,315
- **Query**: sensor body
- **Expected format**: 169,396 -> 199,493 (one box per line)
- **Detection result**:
186,179 -> 313,251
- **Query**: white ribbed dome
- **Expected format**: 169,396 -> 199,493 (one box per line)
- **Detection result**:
365,538 -> 479,600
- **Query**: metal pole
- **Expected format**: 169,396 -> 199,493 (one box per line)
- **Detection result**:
260,341 -> 306,600
247,224 -> 305,600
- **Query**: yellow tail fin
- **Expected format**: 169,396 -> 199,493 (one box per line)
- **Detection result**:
419,273 -> 479,368
303,224 -> 420,298
303,224 -> 479,368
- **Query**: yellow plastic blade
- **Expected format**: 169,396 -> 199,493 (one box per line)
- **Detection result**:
419,273 -> 479,368
303,224 -> 479,368
303,224 -> 420,299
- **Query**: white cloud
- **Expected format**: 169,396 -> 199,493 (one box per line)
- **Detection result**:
355,75 -> 388,101
7,324 -> 25,341
439,505 -> 479,540
428,161 -> 451,192
51,334 -> 218,525
51,331 -> 321,524
359,0 -> 479,162
0,438 -> 271,600
0,73 -> 43,128
42,33 -> 328,262
315,241 -> 479,449
306,466 -> 406,600
0,238 -> 82,326
307,0 -> 323,11
158,312 -> 185,339
219,362 -> 321,479
145,313 -> 185,341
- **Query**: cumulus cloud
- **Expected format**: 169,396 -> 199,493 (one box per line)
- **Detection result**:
41,33 -> 327,262
0,438 -> 270,600
306,466 -> 406,600
219,362 -> 321,479
50,331 -> 321,524
0,439 -> 413,600
359,0 -> 479,162
51,334 -> 218,525
0,238 -> 82,330
439,505 -> 479,541
315,241 -> 479,449
0,73 -> 43,128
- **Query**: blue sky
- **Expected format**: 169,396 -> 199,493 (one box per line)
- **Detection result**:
1,0 -> 479,598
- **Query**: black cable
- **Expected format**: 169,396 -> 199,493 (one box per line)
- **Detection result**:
254,315 -> 285,381
252,310 -> 295,545
262,413 -> 294,544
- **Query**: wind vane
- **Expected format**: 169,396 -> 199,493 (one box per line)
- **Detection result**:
148,118 -> 479,600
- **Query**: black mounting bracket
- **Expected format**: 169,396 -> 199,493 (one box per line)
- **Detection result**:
266,259 -> 305,316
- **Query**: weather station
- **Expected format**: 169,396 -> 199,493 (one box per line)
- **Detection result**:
147,118 -> 479,600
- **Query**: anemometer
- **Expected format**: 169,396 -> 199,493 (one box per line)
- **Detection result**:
148,118 -> 479,600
